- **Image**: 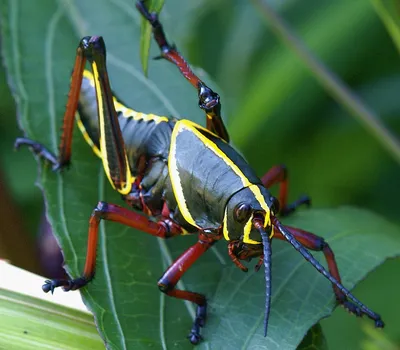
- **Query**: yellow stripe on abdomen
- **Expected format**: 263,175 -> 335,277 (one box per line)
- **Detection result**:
82,69 -> 169,125
75,112 -> 101,158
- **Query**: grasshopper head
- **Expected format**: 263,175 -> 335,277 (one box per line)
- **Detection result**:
223,184 -> 278,249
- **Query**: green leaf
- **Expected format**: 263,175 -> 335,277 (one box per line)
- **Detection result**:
1,1 -> 400,349
139,0 -> 165,76
198,207 -> 399,349
230,0 -> 375,147
0,287 -> 103,350
361,323 -> 399,350
298,324 -> 328,350
371,0 -> 400,56
248,0 -> 400,164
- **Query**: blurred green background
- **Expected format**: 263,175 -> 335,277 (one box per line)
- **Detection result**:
1,0 -> 399,349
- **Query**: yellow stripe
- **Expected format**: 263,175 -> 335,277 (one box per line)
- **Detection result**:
119,154 -> 134,195
83,69 -> 95,83
248,185 -> 271,228
187,119 -> 225,142
183,121 -> 251,185
169,120 -> 229,227
243,214 -> 261,244
169,123 -> 198,228
113,99 -> 169,123
223,208 -> 229,240
113,99 -> 169,124
169,120 -> 271,230
91,63 -> 132,195
92,63 -> 115,190
83,69 -> 168,124
78,70 -> 102,158
75,113 -> 102,158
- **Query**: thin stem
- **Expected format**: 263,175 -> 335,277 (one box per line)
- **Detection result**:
251,0 -> 400,164
371,0 -> 400,56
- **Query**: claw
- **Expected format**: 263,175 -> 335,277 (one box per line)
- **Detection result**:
41,277 -> 89,294
188,331 -> 202,345
340,299 -> 384,327
42,280 -> 54,294
302,195 -> 312,207
152,55 -> 164,60
52,161 -> 70,172
280,195 -> 311,217
186,303 -> 207,344
14,137 -> 62,169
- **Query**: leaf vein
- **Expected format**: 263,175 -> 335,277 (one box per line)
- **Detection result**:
10,0 -> 31,135
98,168 -> 127,350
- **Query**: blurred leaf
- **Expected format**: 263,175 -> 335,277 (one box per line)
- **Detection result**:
230,0 -> 375,146
214,1 -> 265,107
0,51 -> 37,197
371,0 -> 400,56
321,258 -> 400,350
361,323 -> 399,350
1,1 -> 400,350
298,324 -> 328,350
283,75 -> 400,210
139,0 -> 164,76
228,0 -> 400,165
0,288 -> 103,350
245,0 -> 400,164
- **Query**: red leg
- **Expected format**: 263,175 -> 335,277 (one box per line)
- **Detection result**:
15,39 -> 87,170
158,234 -> 216,344
58,49 -> 86,168
261,165 -> 310,215
16,37 -> 133,196
42,201 -> 183,293
136,1 -> 229,142
272,223 -> 384,326
262,165 -> 288,209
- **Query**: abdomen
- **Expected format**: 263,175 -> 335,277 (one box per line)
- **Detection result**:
76,70 -> 175,176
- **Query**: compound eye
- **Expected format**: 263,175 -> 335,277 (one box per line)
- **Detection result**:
270,196 -> 280,215
234,203 -> 252,223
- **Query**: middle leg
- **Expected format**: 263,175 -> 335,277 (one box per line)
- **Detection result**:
158,234 -> 216,344
42,201 -> 183,293
262,164 -> 310,216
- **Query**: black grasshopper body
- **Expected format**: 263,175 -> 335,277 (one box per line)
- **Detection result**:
78,71 -> 274,241
15,0 -> 384,344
